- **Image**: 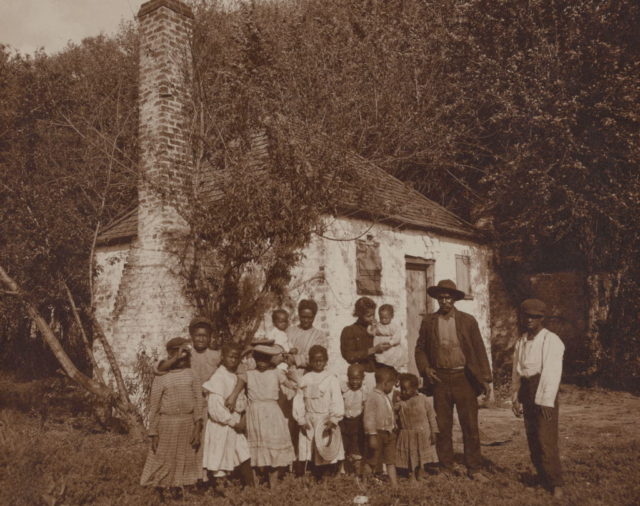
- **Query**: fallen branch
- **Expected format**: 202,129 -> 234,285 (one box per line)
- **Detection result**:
0,264 -> 144,438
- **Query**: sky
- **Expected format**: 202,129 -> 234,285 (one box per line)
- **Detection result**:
0,0 -> 144,55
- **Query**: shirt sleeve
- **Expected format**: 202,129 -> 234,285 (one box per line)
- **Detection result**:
328,376 -> 345,424
208,392 -> 241,426
340,326 -> 370,363
292,387 -> 307,426
414,318 -> 431,376
153,359 -> 170,376
511,339 -> 522,402
469,316 -> 492,383
191,372 -> 204,423
535,333 -> 565,407
147,376 -> 164,436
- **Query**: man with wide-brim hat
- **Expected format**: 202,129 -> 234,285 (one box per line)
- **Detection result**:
511,298 -> 565,498
415,279 -> 492,481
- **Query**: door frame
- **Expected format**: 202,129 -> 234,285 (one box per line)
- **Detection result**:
405,256 -> 435,316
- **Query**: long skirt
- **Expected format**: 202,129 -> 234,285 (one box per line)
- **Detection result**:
247,400 -> 295,468
395,428 -> 437,470
140,414 -> 201,487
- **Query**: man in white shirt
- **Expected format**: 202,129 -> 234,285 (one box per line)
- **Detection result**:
511,298 -> 565,498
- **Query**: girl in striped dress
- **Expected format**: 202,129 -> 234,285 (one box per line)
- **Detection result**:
140,338 -> 203,500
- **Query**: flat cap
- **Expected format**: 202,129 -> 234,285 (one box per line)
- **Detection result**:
520,298 -> 547,317
166,337 -> 190,351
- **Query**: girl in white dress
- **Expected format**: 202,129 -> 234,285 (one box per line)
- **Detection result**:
293,345 -> 345,476
201,342 -> 254,489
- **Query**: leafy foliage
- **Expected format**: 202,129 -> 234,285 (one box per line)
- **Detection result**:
1,0 -> 638,386
0,29 -> 138,373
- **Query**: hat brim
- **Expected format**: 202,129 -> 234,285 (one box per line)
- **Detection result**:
314,422 -> 341,462
427,286 -> 465,301
245,344 -> 284,356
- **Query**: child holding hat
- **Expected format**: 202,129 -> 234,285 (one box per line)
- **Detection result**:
293,345 -> 345,477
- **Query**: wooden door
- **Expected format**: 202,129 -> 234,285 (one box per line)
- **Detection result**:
405,258 -> 434,375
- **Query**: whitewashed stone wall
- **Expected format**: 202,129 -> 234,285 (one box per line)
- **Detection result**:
95,214 -> 492,391
258,215 -> 493,377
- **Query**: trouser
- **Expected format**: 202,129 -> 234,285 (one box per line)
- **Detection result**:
433,368 -> 482,472
518,374 -> 563,488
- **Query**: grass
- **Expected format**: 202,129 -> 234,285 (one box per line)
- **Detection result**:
1,376 -> 639,505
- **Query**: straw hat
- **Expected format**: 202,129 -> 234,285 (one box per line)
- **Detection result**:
314,421 -> 342,462
427,279 -> 465,301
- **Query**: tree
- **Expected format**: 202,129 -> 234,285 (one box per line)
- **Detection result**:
0,28 -> 142,431
444,0 -> 640,386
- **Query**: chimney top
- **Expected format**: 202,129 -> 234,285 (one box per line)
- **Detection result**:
138,0 -> 194,19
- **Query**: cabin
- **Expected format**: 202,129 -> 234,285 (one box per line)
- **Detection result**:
92,0 -> 493,401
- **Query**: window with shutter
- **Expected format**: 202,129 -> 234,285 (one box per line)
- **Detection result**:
455,254 -> 473,299
356,239 -> 383,295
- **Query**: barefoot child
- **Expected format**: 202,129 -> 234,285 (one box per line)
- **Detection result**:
243,344 -> 297,488
371,304 -> 406,372
293,345 -> 345,476
202,343 -> 254,489
340,363 -> 368,474
140,338 -> 203,499
363,366 -> 398,487
396,373 -> 438,482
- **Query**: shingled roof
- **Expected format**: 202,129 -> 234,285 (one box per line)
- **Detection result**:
96,150 -> 480,246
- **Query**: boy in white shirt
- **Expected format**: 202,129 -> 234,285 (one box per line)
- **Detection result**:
511,298 -> 565,499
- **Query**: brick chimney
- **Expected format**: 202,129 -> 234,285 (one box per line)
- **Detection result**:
101,0 -> 196,400
137,0 -> 194,241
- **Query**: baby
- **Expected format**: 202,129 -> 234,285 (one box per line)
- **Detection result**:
371,304 -> 406,371
265,309 -> 298,370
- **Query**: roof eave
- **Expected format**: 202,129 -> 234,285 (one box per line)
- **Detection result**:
332,207 -> 485,243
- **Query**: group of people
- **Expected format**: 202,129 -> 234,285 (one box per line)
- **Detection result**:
140,279 -> 566,500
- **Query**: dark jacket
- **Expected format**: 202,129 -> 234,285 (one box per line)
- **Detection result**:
415,308 -> 492,394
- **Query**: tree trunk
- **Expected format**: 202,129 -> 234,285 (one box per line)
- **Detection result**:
0,265 -> 144,437
585,271 -> 623,381
91,316 -> 133,406
63,281 -> 106,386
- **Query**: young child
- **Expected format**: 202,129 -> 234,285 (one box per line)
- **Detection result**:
363,366 -> 398,487
371,304 -> 406,371
266,309 -> 299,370
202,342 -> 254,489
140,338 -> 203,500
340,363 -> 368,474
293,345 -> 345,474
396,373 -> 438,482
243,344 -> 297,488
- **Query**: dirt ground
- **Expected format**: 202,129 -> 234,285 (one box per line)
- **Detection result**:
1,381 -> 639,505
